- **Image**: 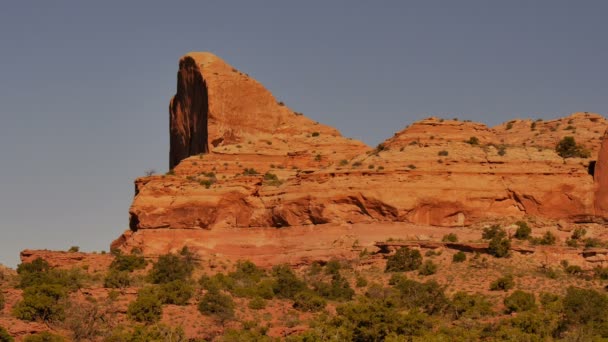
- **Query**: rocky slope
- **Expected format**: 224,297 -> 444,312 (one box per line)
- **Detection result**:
114,52 -> 608,259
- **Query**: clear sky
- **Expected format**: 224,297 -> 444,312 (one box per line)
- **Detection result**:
1,1 -> 607,266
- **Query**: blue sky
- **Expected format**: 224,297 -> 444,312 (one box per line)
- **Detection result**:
1,1 -> 607,266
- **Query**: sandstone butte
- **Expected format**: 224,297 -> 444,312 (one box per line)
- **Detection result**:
54,51 -> 598,267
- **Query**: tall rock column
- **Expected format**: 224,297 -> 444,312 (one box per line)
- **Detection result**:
169,56 -> 209,169
594,129 -> 608,217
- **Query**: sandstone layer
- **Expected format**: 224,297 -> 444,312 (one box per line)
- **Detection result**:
115,52 -> 608,257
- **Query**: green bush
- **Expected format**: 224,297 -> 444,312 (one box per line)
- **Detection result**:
563,286 -> 608,326
438,150 -> 449,156
103,270 -> 131,289
105,324 -> 185,342
385,247 -> 422,272
556,136 -> 590,158
490,275 -> 515,291
483,225 -> 510,257
13,284 -> 68,322
148,247 -> 196,284
418,260 -> 438,276
466,136 -> 480,145
0,326 -> 13,342
0,292 -> 4,312
110,253 -> 147,272
450,292 -> 493,319
271,264 -> 306,299
248,296 -> 266,310
22,332 -> 65,342
504,290 -> 536,313
452,251 -> 466,263
198,289 -> 235,322
514,221 -> 531,240
356,276 -> 368,288
16,259 -> 86,291
293,291 -> 326,312
442,233 -> 458,242
158,280 -> 194,305
127,287 -> 163,323
313,273 -> 354,301
392,278 -> 448,314
571,227 -> 587,240
531,231 -> 557,245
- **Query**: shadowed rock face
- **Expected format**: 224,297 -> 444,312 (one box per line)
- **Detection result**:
594,129 -> 608,218
169,56 -> 209,169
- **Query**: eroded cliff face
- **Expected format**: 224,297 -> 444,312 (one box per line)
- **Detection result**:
116,52 -> 608,255
594,129 -> 608,217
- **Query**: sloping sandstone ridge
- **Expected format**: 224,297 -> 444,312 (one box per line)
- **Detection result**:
112,52 -> 608,261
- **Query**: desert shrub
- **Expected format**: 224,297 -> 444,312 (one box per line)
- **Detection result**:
22,332 -> 65,342
324,259 -> 342,275
313,273 -> 354,301
339,159 -> 349,166
385,247 -> 422,272
488,235 -> 510,258
198,289 -> 235,322
438,150 -> 449,156
392,278 -> 448,314
571,227 -> 587,240
490,274 -> 515,291
63,299 -> 111,342
595,266 -> 608,280
442,233 -> 458,242
248,296 -> 266,310
497,145 -> 507,156
514,221 -> 531,240
68,246 -> 79,253
148,247 -> 196,284
311,131 -> 320,137
17,259 -> 86,291
483,226 -> 510,257
110,253 -> 147,272
293,291 -> 326,312
452,251 -> 466,263
482,225 -> 504,240
356,276 -> 368,287
450,292 -> 493,319
563,286 -> 608,327
0,326 -> 13,342
465,136 -> 479,145
105,324 -> 185,342
504,290 -> 536,313
504,311 -> 559,339
263,172 -> 282,186
242,168 -> 258,175
0,292 -> 4,312
127,287 -> 162,323
418,260 -> 437,276
556,136 -> 590,158
271,264 -> 306,299
103,270 -> 131,289
158,280 -> 194,305
13,284 -> 68,322
584,237 -> 603,248
531,231 -> 557,245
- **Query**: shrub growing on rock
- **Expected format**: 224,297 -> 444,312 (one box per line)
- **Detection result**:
490,275 -> 515,291
148,247 -> 196,284
442,233 -> 458,242
22,332 -> 65,342
504,290 -> 536,313
563,286 -> 608,327
385,247 -> 422,272
418,260 -> 438,276
109,253 -> 146,272
103,270 -> 131,289
158,280 -> 194,305
514,221 -> 531,240
452,251 -> 466,263
198,289 -> 235,322
450,292 -> 493,319
271,264 -> 306,299
0,326 -> 13,342
127,287 -> 162,323
293,291 -> 326,312
483,226 -> 510,258
556,136 -> 590,158
13,284 -> 68,322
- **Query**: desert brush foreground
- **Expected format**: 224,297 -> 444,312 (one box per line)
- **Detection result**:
2,52 -> 608,341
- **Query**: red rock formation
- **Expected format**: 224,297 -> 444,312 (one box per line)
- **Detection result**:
115,52 -> 608,257
595,128 -> 608,218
